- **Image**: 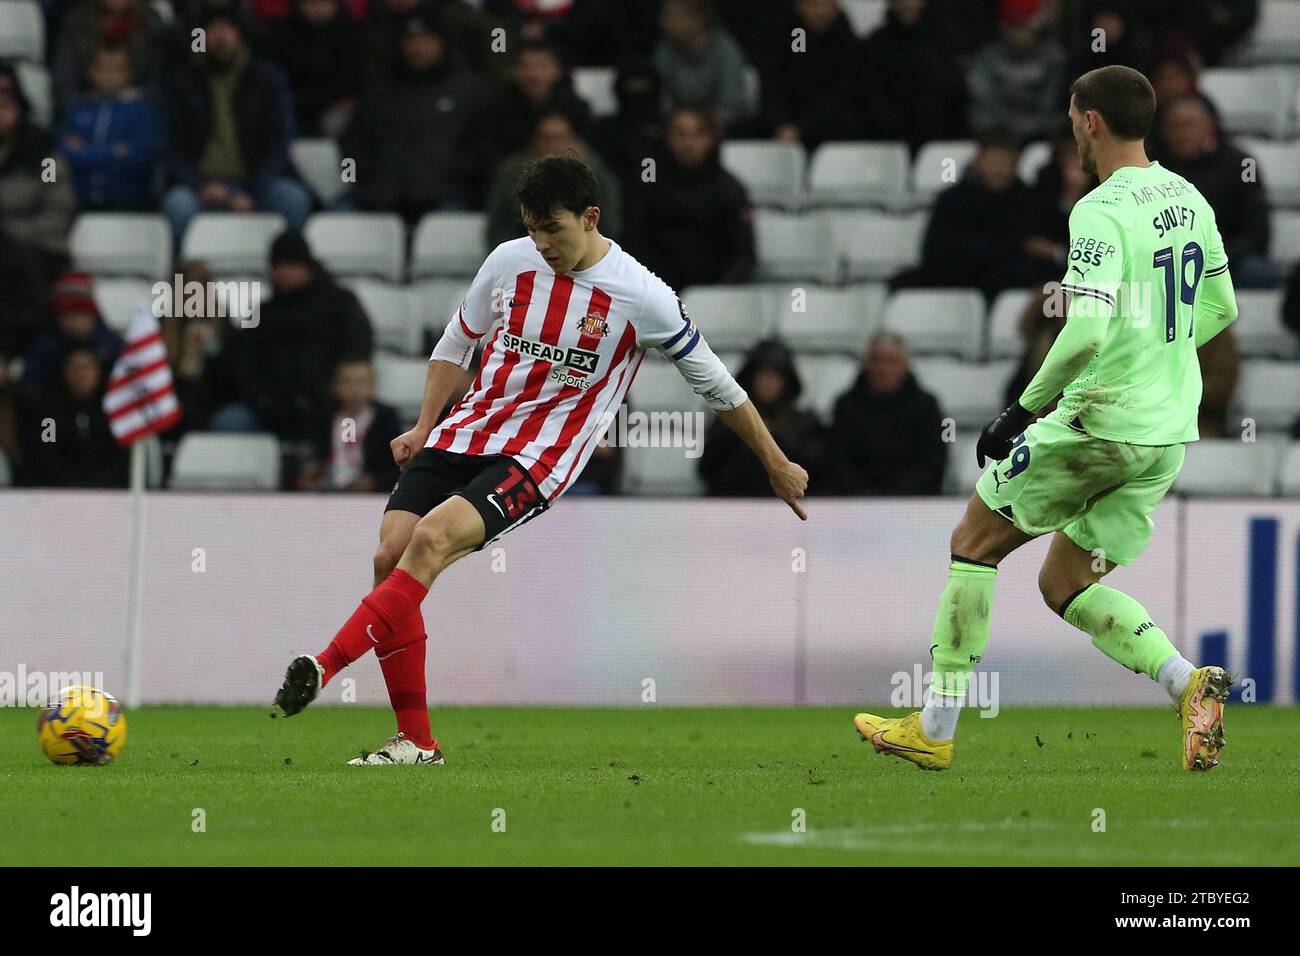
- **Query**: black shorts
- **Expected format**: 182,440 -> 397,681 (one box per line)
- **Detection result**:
385,447 -> 548,549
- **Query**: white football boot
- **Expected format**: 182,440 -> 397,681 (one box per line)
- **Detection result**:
346,732 -> 446,766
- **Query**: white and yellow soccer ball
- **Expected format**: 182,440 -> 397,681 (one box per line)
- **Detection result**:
37,685 -> 128,765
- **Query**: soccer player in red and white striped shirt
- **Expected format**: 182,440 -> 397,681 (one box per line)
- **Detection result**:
272,156 -> 809,764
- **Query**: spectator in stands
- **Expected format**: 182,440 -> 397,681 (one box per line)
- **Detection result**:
341,10 -> 494,219
1067,2 -> 1153,80
51,0 -> 166,115
484,111 -> 622,249
296,358 -> 402,491
22,271 -> 124,396
162,259 -> 243,432
161,7 -> 311,244
58,44 -> 163,211
0,351 -> 25,483
626,106 -> 754,291
0,67 -> 77,294
1152,94 -> 1275,288
966,0 -> 1065,143
1022,123 -> 1096,283
762,0 -> 865,150
655,0 -> 752,129
589,58 -> 664,194
269,0 -> 364,138
897,131 -> 1037,299
220,230 -> 372,442
490,39 -> 591,158
0,232 -> 53,359
822,331 -> 946,496
860,0 -> 968,152
1141,0 -> 1259,69
699,339 -> 822,497
366,0 -> 508,86
1196,324 -> 1239,439
483,0 -> 659,67
23,347 -> 128,488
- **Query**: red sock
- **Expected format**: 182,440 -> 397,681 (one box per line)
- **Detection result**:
378,608 -> 435,749
317,569 -> 430,685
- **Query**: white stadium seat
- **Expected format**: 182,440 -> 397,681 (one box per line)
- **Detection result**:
807,141 -> 910,209
946,435 -> 982,495
1271,209 -> 1300,271
680,285 -> 771,352
986,288 -> 1035,359
754,209 -> 837,282
169,433 -> 281,491
374,353 -> 432,420
720,140 -> 806,209
621,441 -> 705,497
290,138 -> 345,205
411,278 -> 471,343
342,279 -> 422,354
1200,67 -> 1294,138
1232,290 -> 1298,357
1235,359 -> 1300,430
628,352 -> 706,414
410,211 -> 487,278
768,282 -> 885,355
1017,140 -> 1052,183
71,213 -> 171,279
831,209 -> 927,281
1175,439 -> 1279,496
0,448 -> 12,487
93,278 -> 157,334
841,0 -> 887,37
572,66 -> 618,118
910,139 -> 977,206
910,358 -> 1016,427
15,61 -> 51,127
305,212 -> 405,281
1278,443 -> 1300,495
880,288 -> 986,360
181,212 -> 285,277
0,0 -> 44,62
792,353 -> 860,419
1237,137 -> 1300,207
1241,2 -> 1300,64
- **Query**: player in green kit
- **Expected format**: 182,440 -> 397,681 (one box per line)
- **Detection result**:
854,65 -> 1239,772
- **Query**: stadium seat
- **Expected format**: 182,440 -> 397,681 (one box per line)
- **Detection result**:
910,357 -> 1016,427
880,289 -> 986,360
754,209 -> 837,283
0,0 -> 44,62
1199,67 -> 1293,138
0,448 -> 11,487
93,278 -> 157,334
807,141 -> 910,209
71,213 -> 171,279
1017,140 -> 1052,183
768,282 -> 886,355
840,0 -> 887,37
181,212 -> 285,277
628,352 -> 707,414
410,211 -> 487,278
1241,2 -> 1300,64
1232,290 -> 1298,357
720,140 -> 806,209
305,212 -> 405,282
945,435 -> 981,495
342,279 -> 422,354
169,433 -> 281,490
1175,439 -> 1279,496
1278,443 -> 1300,495
290,138 -> 346,206
740,65 -> 761,120
1271,209 -> 1300,271
831,209 -> 927,281
15,61 -> 51,127
680,285 -> 771,352
1235,359 -> 1300,430
1237,137 -> 1300,207
374,353 -> 432,420
411,278 -> 472,346
986,288 -> 1036,359
621,440 -> 705,496
910,140 -> 977,206
792,353 -> 860,419
572,66 -> 618,118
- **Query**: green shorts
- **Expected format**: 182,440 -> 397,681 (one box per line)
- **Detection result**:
974,410 -> 1185,566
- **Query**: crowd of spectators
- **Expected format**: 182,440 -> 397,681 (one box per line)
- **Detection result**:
0,0 -> 1294,496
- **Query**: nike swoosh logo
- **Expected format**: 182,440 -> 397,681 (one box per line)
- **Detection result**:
376,647 -> 406,662
414,752 -> 438,764
487,494 -> 506,518
871,730 -> 934,756
366,624 -> 380,644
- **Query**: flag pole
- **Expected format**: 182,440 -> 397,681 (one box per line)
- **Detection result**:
124,439 -> 147,709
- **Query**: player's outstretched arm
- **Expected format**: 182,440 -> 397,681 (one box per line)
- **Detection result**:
390,359 -> 473,468
714,401 -> 809,520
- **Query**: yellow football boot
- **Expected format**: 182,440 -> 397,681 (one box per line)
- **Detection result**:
854,711 -> 953,771
1177,665 -> 1231,771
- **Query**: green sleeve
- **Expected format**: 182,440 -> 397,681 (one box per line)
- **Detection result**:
1017,304 -> 1108,413
1194,220 -> 1238,347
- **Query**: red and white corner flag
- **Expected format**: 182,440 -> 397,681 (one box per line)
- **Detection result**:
103,309 -> 181,446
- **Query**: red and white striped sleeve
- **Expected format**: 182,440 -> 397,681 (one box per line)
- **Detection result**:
430,242 -> 507,369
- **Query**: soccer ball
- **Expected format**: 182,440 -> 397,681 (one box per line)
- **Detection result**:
37,685 -> 128,765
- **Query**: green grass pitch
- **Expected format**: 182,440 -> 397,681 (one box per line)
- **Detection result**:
2,705 -> 1297,866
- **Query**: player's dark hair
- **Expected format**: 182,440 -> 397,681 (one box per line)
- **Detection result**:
515,155 -> 600,222
1069,65 -> 1157,140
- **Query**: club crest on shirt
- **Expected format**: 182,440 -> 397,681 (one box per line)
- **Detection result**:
577,311 -> 610,337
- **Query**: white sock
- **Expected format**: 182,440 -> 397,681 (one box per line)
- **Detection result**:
920,687 -> 962,741
1156,653 -> 1195,703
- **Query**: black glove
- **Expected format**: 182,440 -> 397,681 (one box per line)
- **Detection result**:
976,402 -> 1035,467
